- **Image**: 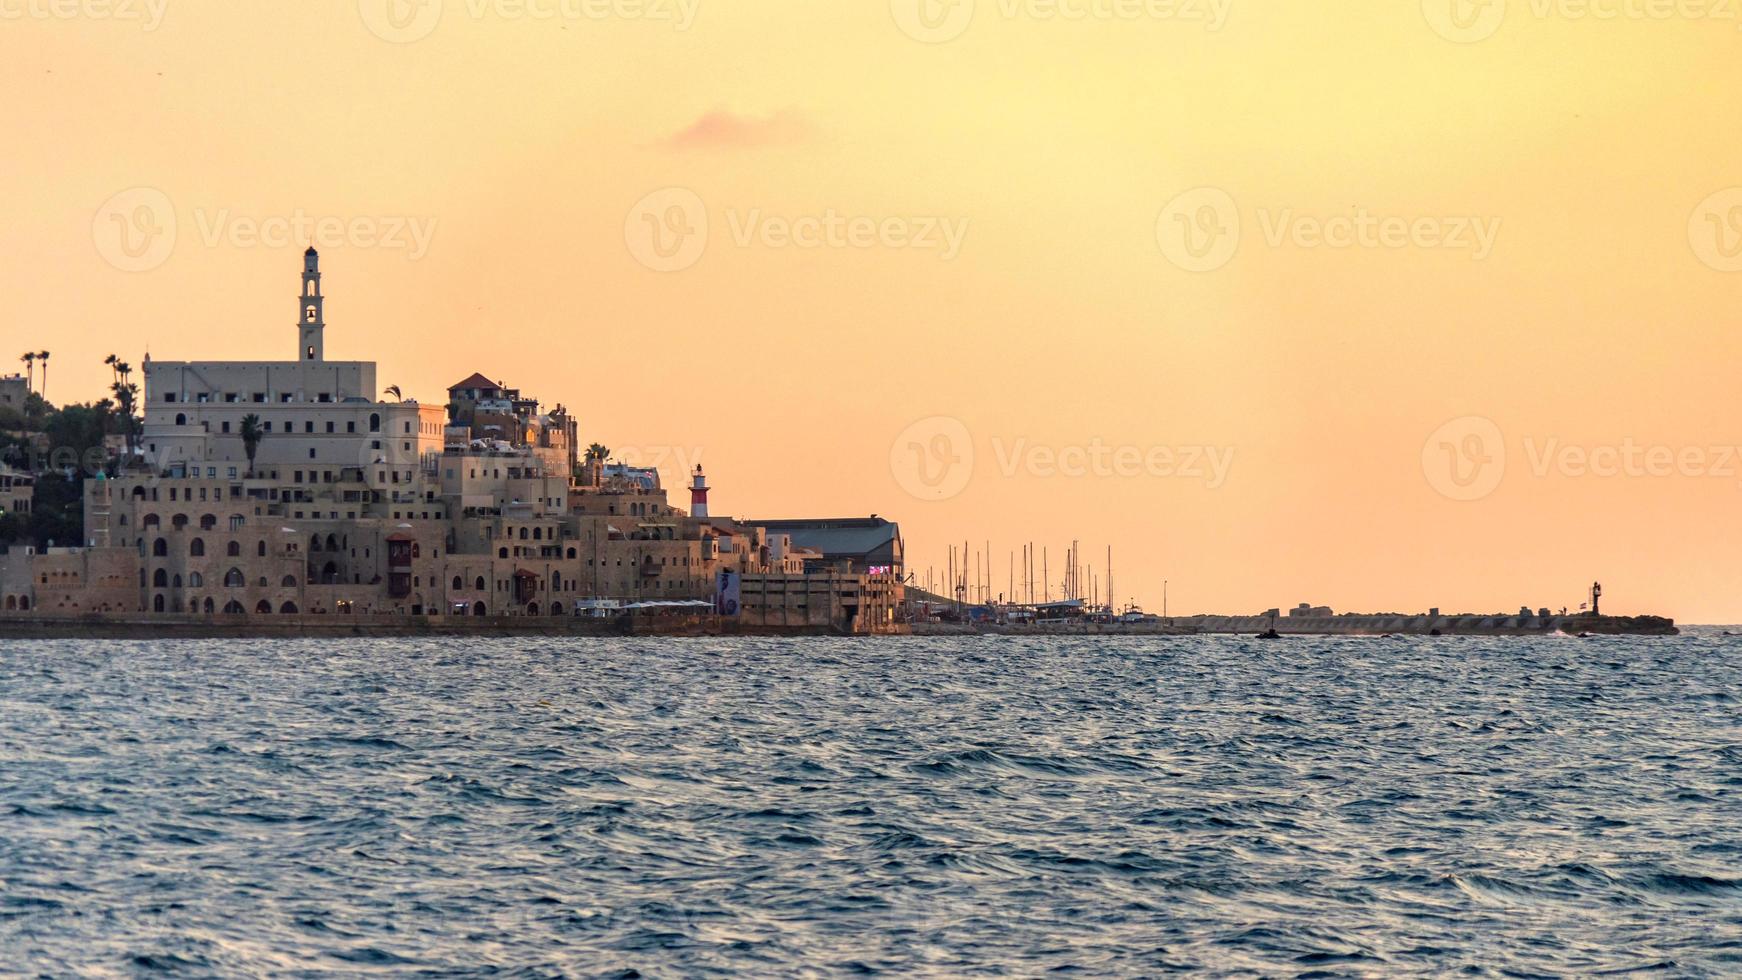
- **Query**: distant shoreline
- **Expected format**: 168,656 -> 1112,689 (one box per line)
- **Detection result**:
0,612 -> 1677,640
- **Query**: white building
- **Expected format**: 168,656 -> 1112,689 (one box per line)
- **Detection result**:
139,248 -> 445,484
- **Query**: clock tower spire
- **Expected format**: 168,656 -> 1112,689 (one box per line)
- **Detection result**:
299,246 -> 324,361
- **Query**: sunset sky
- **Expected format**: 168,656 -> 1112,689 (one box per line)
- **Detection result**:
4,0 -> 1741,620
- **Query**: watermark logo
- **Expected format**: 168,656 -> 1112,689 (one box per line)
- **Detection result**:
359,0 -> 700,41
626,187 -> 709,272
891,418 -> 1235,500
193,210 -> 438,259
890,0 -> 975,42
1423,415 -> 1506,501
625,189 -> 969,271
359,0 -> 444,42
93,192 -> 439,269
0,0 -> 168,30
93,187 -> 177,273
1690,187 -> 1742,272
892,0 -> 1231,41
1156,187 -> 1240,272
891,416 -> 975,501
1422,0 -> 1506,42
1157,188 -> 1502,271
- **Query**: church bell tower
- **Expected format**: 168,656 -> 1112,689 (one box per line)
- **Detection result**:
299,247 -> 324,361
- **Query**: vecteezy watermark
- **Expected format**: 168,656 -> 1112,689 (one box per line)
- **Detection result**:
890,0 -> 1231,43
358,0 -> 700,43
192,209 -> 438,260
1422,416 -> 1507,501
0,0 -> 168,30
1690,187 -> 1742,272
1156,187 -> 1501,272
1423,416 -> 1742,501
93,187 -> 177,273
92,190 -> 439,271
625,187 -> 969,272
1423,0 -> 1742,43
890,416 -> 1234,501
891,416 -> 976,501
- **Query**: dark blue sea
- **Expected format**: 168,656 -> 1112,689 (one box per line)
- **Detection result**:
2,633 -> 1740,977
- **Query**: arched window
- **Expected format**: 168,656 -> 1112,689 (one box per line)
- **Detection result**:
172,514 -> 188,530
310,535 -> 322,552
473,601 -> 487,616
153,594 -> 166,612
498,547 -> 508,559
255,600 -> 273,614
189,538 -> 205,557
257,541 -> 267,557
172,574 -> 182,589
202,597 -> 214,614
189,572 -> 204,588
452,576 -> 463,591
325,534 -> 339,552
200,514 -> 216,530
533,528 -> 543,541
567,548 -> 576,559
152,569 -> 168,588
475,577 -> 486,591
143,513 -> 160,528
223,600 -> 245,614
175,413 -> 186,426
152,538 -> 168,557
227,541 -> 241,557
280,602 -> 298,614
225,568 -> 245,588
321,562 -> 338,584
281,575 -> 297,588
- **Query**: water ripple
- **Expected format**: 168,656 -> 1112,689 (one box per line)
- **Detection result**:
0,632 -> 1739,975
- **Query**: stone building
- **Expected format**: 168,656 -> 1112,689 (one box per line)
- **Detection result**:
0,253 -> 904,632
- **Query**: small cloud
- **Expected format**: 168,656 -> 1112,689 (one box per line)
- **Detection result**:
662,109 -> 811,150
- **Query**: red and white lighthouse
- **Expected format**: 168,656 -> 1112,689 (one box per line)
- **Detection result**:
690,464 -> 710,519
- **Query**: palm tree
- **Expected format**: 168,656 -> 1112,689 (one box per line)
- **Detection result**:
110,360 -> 138,458
35,351 -> 48,401
240,414 -> 263,477
586,443 -> 610,463
385,385 -> 403,402
19,352 -> 34,393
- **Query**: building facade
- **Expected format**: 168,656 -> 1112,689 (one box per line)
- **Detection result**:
0,254 -> 904,632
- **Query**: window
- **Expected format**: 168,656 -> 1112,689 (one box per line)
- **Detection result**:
225,568 -> 245,588
227,541 -> 241,557
369,414 -> 380,433
190,538 -> 205,557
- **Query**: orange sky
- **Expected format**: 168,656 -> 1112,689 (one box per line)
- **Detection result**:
3,0 -> 1741,621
